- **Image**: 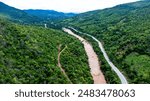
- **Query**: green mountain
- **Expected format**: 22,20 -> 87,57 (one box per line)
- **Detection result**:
62,0 -> 150,83
0,2 -> 40,24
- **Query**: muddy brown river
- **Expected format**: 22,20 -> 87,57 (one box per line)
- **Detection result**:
63,28 -> 106,84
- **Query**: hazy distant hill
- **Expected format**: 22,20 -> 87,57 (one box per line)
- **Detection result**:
0,2 -> 40,24
24,9 -> 76,21
62,0 -> 150,83
0,2 -> 76,26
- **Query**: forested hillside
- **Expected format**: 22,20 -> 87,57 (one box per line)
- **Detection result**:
0,19 -> 93,84
62,0 -> 150,83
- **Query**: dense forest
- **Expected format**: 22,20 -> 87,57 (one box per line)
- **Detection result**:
61,0 -> 150,83
0,19 -> 93,83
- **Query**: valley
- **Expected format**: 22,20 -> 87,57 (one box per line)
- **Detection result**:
0,0 -> 150,84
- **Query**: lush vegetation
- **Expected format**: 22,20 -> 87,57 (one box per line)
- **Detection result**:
62,0 -> 150,83
0,1 -> 92,84
60,41 -> 93,84
0,19 -> 92,84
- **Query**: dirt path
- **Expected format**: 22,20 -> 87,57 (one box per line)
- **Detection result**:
63,28 -> 106,84
57,44 -> 72,84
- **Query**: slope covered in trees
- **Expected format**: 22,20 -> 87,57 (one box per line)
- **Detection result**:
0,19 -> 92,84
61,0 -> 150,83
